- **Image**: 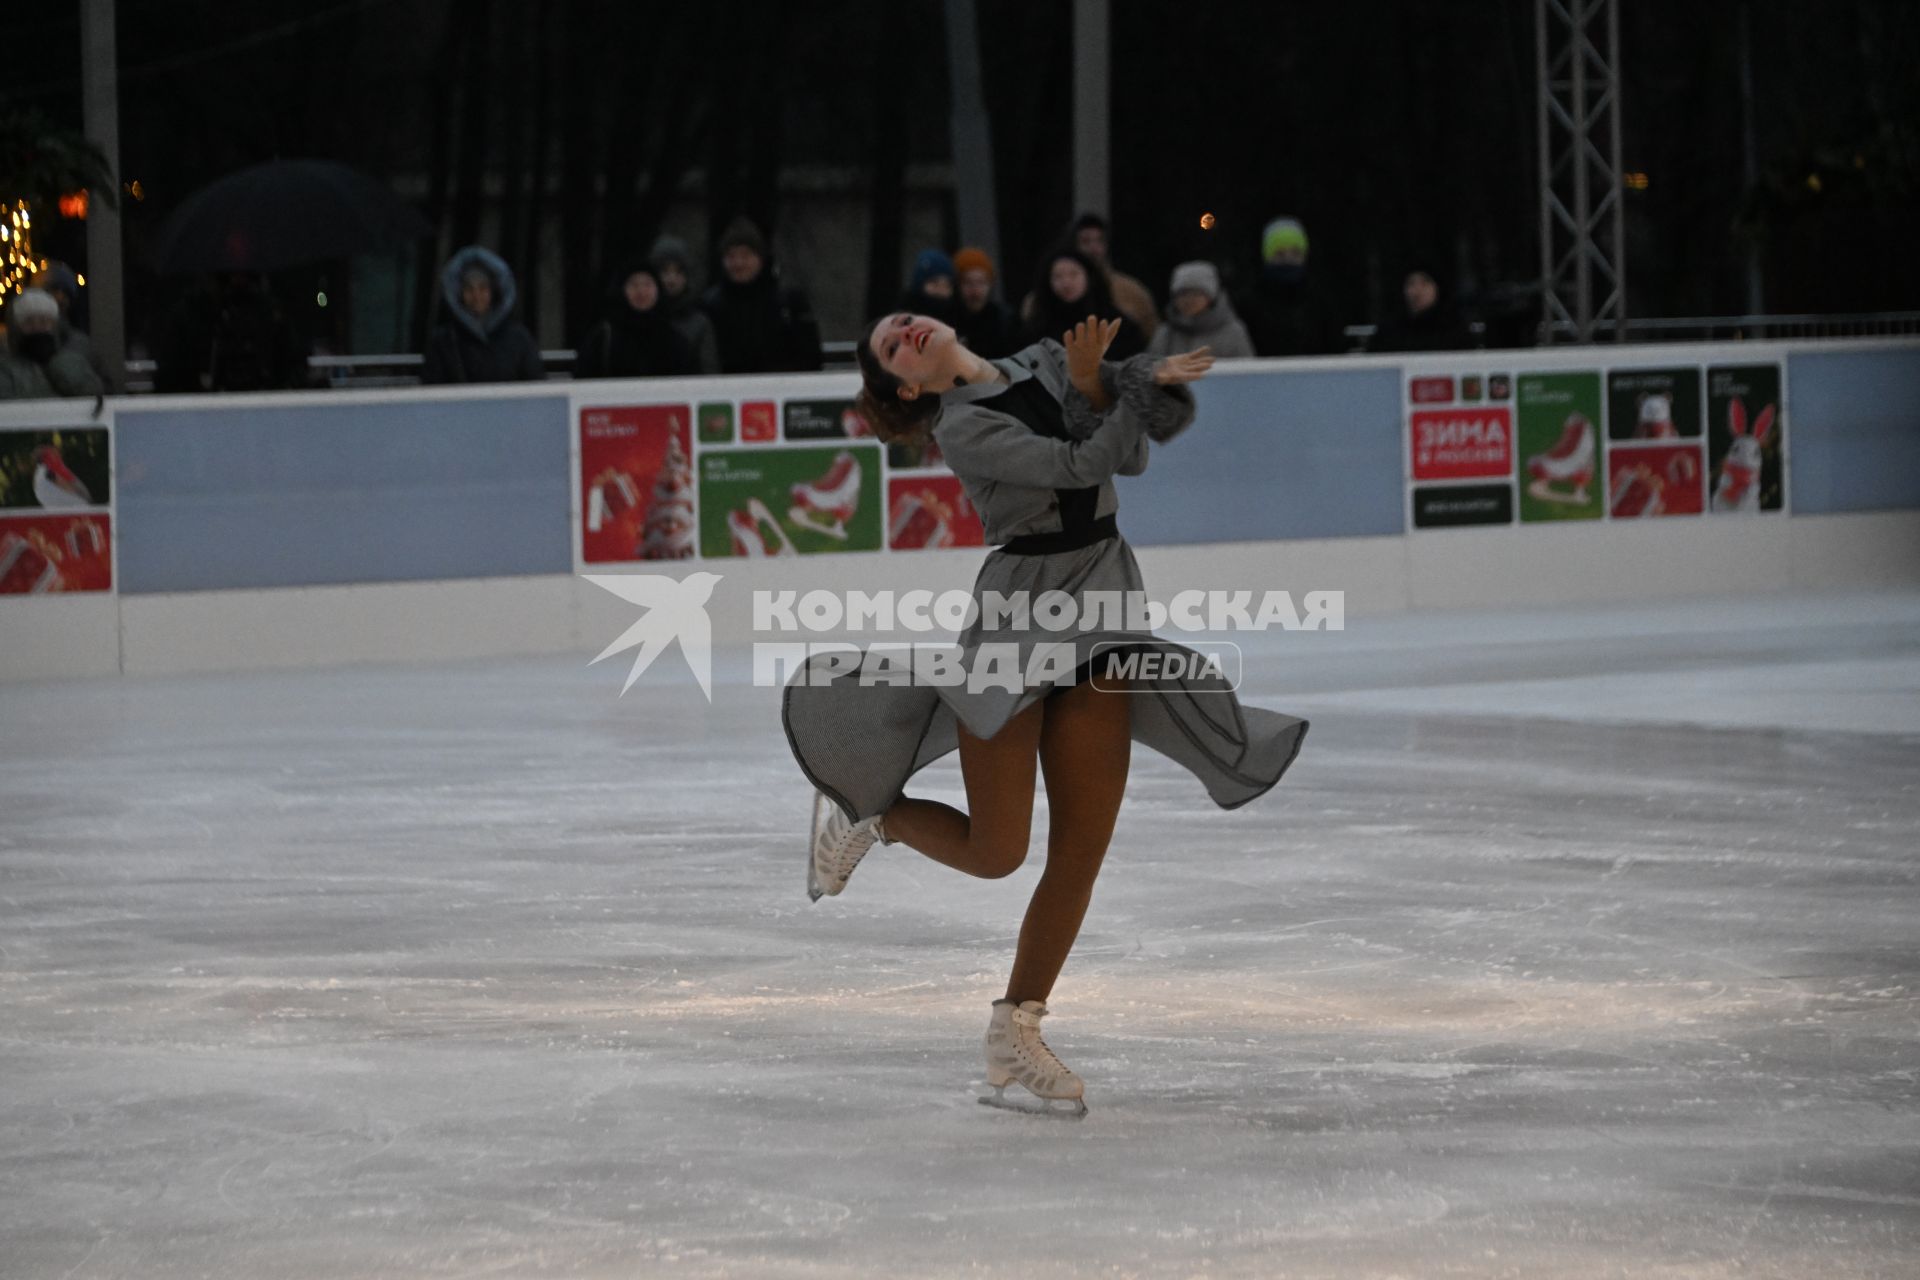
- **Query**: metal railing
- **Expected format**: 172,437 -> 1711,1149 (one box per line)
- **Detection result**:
116,314 -> 1918,392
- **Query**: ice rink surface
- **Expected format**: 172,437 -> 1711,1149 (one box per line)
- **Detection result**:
3,590 -> 1917,1278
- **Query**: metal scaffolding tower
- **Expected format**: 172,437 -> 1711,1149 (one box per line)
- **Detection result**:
1537,0 -> 1626,342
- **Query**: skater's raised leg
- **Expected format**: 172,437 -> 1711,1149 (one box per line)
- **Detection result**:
879,699 -> 1044,879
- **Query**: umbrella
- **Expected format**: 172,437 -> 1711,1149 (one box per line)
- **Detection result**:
149,158 -> 431,274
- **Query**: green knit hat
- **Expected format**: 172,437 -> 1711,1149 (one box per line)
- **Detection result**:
1262,217 -> 1309,262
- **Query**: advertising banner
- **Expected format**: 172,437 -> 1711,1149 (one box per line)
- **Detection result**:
699,445 -> 882,557
579,404 -> 697,563
1517,372 -> 1604,522
0,513 -> 112,594
1706,365 -> 1785,513
887,474 -> 983,550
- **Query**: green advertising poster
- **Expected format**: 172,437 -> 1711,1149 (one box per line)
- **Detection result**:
1517,372 -> 1604,522
697,402 -> 734,444
1607,367 -> 1702,441
699,445 -> 882,556
1706,364 -> 1784,513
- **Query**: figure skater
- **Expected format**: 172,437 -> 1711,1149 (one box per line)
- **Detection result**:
783,311 -> 1308,1116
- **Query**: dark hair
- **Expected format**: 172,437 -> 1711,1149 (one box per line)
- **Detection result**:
852,314 -> 940,445
1034,245 -> 1114,312
1071,211 -> 1110,235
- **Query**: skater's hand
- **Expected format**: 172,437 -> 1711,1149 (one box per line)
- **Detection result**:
1153,347 -> 1214,386
1063,316 -> 1122,386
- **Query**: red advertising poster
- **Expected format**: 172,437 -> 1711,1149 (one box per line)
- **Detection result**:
580,404 -> 695,563
1607,444 -> 1705,518
1409,376 -> 1454,404
0,513 -> 112,593
887,475 -> 984,550
740,401 -> 777,443
1410,407 -> 1513,481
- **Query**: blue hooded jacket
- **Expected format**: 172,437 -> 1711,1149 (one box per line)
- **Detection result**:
422,245 -> 544,383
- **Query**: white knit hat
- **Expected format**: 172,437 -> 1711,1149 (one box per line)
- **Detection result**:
9,288 -> 59,326
1168,261 -> 1220,301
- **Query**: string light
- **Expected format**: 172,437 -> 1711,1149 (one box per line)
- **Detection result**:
1,200 -> 35,296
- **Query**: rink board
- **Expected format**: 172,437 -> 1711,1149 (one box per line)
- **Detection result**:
2,339 -> 1917,679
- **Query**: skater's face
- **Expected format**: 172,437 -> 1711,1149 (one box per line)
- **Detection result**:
959,267 -> 993,311
868,312 -> 955,395
1050,258 -> 1089,304
1403,271 -> 1437,316
623,271 -> 660,311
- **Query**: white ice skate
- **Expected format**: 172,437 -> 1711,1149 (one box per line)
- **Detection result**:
788,450 -> 862,540
807,792 -> 889,902
980,999 -> 1088,1119
728,497 -> 796,557
1525,412 -> 1596,505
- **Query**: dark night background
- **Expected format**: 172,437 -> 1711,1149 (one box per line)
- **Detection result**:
7,0 -> 1918,359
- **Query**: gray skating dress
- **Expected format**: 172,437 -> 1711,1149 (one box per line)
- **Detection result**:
783,340 -> 1307,821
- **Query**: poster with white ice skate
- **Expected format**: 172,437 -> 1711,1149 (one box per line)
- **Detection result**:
1705,365 -> 1785,514
1517,372 -> 1605,522
698,444 -> 882,556
578,404 -> 697,563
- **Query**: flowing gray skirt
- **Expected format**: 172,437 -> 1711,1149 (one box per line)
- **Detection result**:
782,535 -> 1308,821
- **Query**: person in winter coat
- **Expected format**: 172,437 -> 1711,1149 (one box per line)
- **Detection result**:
1367,264 -> 1475,353
1021,245 -> 1146,362
647,234 -> 721,374
421,246 -> 545,385
0,289 -> 104,400
699,217 -> 823,374
1147,261 -> 1255,360
1068,212 -> 1157,340
31,262 -> 116,391
1234,216 -> 1343,357
900,248 -> 959,326
576,263 -> 699,379
950,246 -> 1020,359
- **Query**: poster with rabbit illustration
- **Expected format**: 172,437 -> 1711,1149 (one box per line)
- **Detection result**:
1705,365 -> 1784,513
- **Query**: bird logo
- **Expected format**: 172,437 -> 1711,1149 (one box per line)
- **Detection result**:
582,571 -> 723,700
32,445 -> 93,510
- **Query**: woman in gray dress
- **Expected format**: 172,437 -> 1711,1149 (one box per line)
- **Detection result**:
784,311 -> 1308,1116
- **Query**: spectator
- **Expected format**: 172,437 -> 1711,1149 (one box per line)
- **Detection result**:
576,262 -> 699,379
0,289 -> 104,400
1022,244 -> 1147,360
1068,211 -> 1158,340
950,246 -> 1020,358
1368,263 -> 1475,353
154,272 -> 307,393
1235,216 -> 1342,357
422,246 -> 544,385
700,216 -> 823,373
30,262 -> 116,391
648,234 -> 720,373
1147,261 -> 1255,360
900,248 -> 958,325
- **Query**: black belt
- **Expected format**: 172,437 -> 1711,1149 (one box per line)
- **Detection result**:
998,513 -> 1118,556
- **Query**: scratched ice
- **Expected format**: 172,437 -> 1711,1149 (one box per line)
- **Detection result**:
2,591 -> 1916,1278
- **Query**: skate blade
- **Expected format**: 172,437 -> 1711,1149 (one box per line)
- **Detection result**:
806,795 -> 828,902
978,1086 -> 1087,1119
787,507 -> 851,540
